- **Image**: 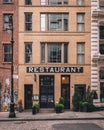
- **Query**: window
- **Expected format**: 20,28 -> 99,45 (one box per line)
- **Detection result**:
3,0 -> 13,3
41,0 -> 68,5
77,43 -> 85,64
99,42 -> 104,55
41,13 -> 68,31
77,0 -> 84,6
99,68 -> 104,79
25,13 -> 32,31
99,26 -> 104,39
25,0 -> 32,5
41,42 -> 68,63
3,14 -> 13,30
25,42 -> 32,63
99,0 -> 104,9
100,82 -> 104,103
3,44 -> 12,62
77,13 -> 85,32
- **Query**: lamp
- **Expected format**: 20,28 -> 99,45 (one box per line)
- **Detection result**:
8,15 -> 16,118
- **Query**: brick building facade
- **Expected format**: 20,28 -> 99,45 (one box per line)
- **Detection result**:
18,0 -> 91,110
0,0 -> 18,111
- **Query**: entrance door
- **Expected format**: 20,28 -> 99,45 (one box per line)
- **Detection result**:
61,75 -> 70,109
39,75 -> 54,108
24,84 -> 33,109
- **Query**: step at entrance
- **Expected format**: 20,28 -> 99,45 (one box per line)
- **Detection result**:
39,108 -> 54,113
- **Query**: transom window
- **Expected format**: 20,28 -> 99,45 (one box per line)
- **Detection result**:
3,0 -> 13,3
41,0 -> 68,5
25,12 -> 32,31
77,42 -> 85,64
25,0 -> 32,5
77,13 -> 85,32
77,0 -> 84,6
41,13 -> 68,31
41,42 -> 68,63
25,42 -> 32,63
3,44 -> 12,62
3,14 -> 13,30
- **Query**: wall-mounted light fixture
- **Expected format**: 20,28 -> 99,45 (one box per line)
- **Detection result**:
34,74 -> 37,82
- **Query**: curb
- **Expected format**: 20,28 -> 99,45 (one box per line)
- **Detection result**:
0,117 -> 104,122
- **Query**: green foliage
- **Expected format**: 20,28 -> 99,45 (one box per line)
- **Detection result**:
80,101 -> 89,107
55,103 -> 64,109
72,88 -> 82,111
91,90 -> 98,99
32,104 -> 39,109
59,97 -> 64,105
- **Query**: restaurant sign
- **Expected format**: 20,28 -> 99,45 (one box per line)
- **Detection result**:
27,67 -> 83,73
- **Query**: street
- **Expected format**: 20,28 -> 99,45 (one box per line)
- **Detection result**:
0,120 -> 104,130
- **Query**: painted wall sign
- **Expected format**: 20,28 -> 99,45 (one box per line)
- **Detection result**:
27,67 -> 83,73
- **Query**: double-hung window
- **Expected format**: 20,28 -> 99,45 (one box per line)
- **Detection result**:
77,42 -> 85,64
3,14 -> 13,30
3,44 -> 12,62
41,42 -> 68,63
25,12 -> 32,31
41,0 -> 68,5
25,42 -> 32,63
41,13 -> 68,31
77,13 -> 85,32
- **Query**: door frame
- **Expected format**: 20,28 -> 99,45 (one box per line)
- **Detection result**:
39,75 -> 54,108
24,84 -> 33,109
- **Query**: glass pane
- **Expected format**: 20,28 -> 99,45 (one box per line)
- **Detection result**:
77,54 -> 84,64
77,14 -> 84,22
25,0 -> 32,5
48,43 -> 61,63
100,82 -> 104,103
41,43 -> 45,63
77,0 -> 84,5
25,43 -> 32,63
64,43 -> 68,63
49,14 -> 62,31
100,44 -> 104,54
100,26 -> 104,39
41,14 -> 46,31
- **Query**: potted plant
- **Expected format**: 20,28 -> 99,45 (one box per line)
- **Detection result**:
72,89 -> 82,111
79,101 -> 89,112
55,103 -> 64,113
18,99 -> 23,112
32,103 -> 39,115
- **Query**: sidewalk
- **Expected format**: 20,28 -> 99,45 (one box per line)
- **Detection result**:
0,110 -> 104,121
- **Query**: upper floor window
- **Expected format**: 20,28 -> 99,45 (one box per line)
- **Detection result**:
25,42 -> 32,63
77,0 -> 84,6
77,13 -> 85,32
99,41 -> 104,55
25,12 -> 32,31
3,14 -> 13,30
100,26 -> 104,39
41,13 -> 68,31
3,0 -> 13,3
41,42 -> 68,63
77,42 -> 85,64
41,0 -> 68,5
99,0 -> 104,9
100,68 -> 104,79
3,44 -> 12,62
25,0 -> 32,5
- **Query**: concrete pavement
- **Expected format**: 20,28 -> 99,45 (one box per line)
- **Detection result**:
0,110 -> 104,121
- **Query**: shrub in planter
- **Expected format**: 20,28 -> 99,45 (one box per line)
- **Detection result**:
72,90 -> 82,111
32,104 -> 39,115
79,101 -> 89,112
59,97 -> 64,105
55,103 -> 64,113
